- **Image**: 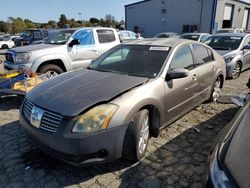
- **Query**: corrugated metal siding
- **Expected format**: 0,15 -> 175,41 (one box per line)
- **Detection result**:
215,0 -> 250,30
125,0 -> 213,37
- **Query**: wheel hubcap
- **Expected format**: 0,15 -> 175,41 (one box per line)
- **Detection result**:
232,64 -> 241,78
212,78 -> 221,102
138,115 -> 149,155
45,70 -> 58,79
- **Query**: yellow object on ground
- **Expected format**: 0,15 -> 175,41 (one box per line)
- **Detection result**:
0,71 -> 20,79
13,77 -> 44,93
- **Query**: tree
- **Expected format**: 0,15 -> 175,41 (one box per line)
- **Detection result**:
89,17 -> 99,26
57,14 -> 68,28
8,17 -> 27,34
48,20 -> 57,28
24,19 -> 36,29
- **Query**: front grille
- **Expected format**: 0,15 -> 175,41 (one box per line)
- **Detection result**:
23,99 -> 63,133
5,53 -> 14,63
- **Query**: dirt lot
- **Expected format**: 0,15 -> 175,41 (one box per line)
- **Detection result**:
0,53 -> 249,188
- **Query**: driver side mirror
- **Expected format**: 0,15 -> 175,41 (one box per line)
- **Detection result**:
166,68 -> 189,80
69,39 -> 80,47
242,44 -> 250,51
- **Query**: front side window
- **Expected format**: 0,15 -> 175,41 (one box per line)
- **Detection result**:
73,29 -> 95,46
170,45 -> 194,70
242,36 -> 250,47
97,29 -> 115,43
192,44 -> 213,65
89,45 -> 170,78
33,31 -> 43,40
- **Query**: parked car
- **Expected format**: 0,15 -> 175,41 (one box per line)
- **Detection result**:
118,30 -> 143,41
204,33 -> 250,79
0,35 -> 20,49
203,94 -> 250,187
19,38 -> 226,165
154,32 -> 180,38
216,28 -> 244,34
4,27 -> 121,77
14,29 -> 57,46
180,33 -> 211,42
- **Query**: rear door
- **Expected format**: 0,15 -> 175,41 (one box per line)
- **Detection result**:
242,36 -> 250,70
164,44 -> 199,124
191,44 -> 217,102
96,29 -> 119,55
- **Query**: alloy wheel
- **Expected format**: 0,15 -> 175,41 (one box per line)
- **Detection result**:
45,70 -> 59,79
212,77 -> 221,102
232,63 -> 241,79
138,115 -> 149,155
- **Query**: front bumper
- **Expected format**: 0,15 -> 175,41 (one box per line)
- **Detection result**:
19,108 -> 128,166
4,60 -> 32,71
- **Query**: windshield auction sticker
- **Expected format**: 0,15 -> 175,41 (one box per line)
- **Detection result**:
150,47 -> 170,51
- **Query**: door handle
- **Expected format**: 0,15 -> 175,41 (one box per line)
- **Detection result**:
212,66 -> 216,71
192,74 -> 198,81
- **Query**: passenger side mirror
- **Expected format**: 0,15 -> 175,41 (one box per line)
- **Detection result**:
242,45 -> 250,51
69,39 -> 80,47
166,68 -> 189,80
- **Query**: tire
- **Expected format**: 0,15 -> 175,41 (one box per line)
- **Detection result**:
2,44 -> 8,49
122,109 -> 150,161
38,64 -> 64,78
209,76 -> 222,102
231,62 -> 241,79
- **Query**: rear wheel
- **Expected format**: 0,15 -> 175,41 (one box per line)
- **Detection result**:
231,62 -> 241,79
209,76 -> 222,102
122,109 -> 150,161
38,64 -> 64,78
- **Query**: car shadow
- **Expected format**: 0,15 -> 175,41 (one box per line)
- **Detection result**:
0,107 -> 239,187
119,107 -> 239,187
0,95 -> 23,110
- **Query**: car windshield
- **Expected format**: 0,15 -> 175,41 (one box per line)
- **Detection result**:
181,34 -> 200,41
89,45 -> 170,78
204,36 -> 243,50
45,30 -> 75,45
0,36 -> 11,41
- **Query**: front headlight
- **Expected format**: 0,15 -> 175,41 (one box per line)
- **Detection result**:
15,52 -> 31,63
72,104 -> 118,133
224,56 -> 235,63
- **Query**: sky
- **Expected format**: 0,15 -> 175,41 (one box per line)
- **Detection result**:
0,0 -> 138,22
2,0 -> 250,23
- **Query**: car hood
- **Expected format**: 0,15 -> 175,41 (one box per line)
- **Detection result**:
27,69 -> 148,116
215,49 -> 238,58
9,43 -> 61,53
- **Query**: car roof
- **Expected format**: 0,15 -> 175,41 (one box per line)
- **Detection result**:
122,38 -> 194,47
182,33 -> 209,35
212,33 -> 248,37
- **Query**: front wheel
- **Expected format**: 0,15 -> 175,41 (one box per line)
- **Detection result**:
122,109 -> 150,161
209,77 -> 222,102
38,64 -> 64,79
231,62 -> 241,79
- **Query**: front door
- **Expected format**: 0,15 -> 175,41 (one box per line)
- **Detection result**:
164,44 -> 199,124
242,36 -> 250,70
68,29 -> 99,69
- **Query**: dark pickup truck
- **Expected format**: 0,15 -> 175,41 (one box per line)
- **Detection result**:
14,29 -> 57,46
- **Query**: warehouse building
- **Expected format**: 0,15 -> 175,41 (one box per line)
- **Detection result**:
125,0 -> 250,37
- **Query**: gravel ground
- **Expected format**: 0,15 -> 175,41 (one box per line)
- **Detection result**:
0,53 -> 249,188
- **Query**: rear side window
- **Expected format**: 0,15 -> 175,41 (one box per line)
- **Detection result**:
97,29 -> 115,43
170,45 -> 194,70
192,44 -> 213,65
